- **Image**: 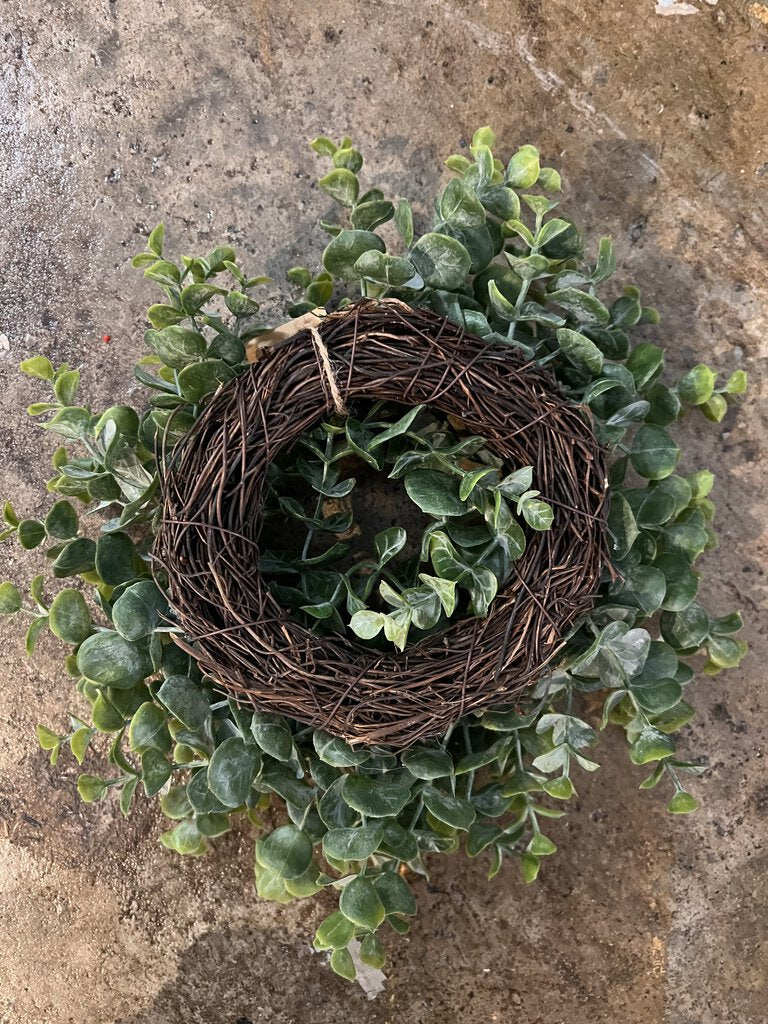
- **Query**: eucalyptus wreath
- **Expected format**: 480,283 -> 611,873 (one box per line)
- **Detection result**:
0,127 -> 747,982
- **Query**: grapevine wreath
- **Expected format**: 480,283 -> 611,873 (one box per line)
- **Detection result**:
1,128 -> 748,982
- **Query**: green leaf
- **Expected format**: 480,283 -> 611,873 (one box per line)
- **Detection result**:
538,167 -> 562,192
160,819 -> 208,856
614,564 -> 666,616
42,407 -> 91,440
0,582 -> 22,614
688,469 -> 715,501
25,614 -> 48,654
464,566 -> 498,617
404,470 -> 465,516
549,290 -> 609,325
353,250 -> 416,288
145,326 -> 207,369
180,283 -> 225,316
95,532 -> 137,586
428,531 -> 466,581
18,519 -> 46,550
350,199 -> 395,232
422,786 -> 475,831
542,776 -> 575,800
44,500 -> 78,540
593,237 -> 616,283
77,774 -> 107,803
506,144 -> 540,188
319,167 -> 359,207
459,466 -> 496,500
630,426 -> 679,480
373,526 -> 407,566
677,364 -> 716,406
323,230 -> 385,281
707,634 -> 747,669
3,502 -> 19,527
330,947 -> 356,982
359,932 -> 386,970
349,610 -> 385,641
725,369 -> 747,395
287,266 -> 313,288
417,574 -> 456,616
626,343 -> 664,391
520,496 -> 554,531
257,825 -> 313,879
48,589 -> 91,644
401,747 -> 454,780
520,852 -> 540,884
668,790 -> 699,814
70,727 -> 92,765
147,223 -> 164,256
141,748 -> 172,796
439,178 -> 486,228
52,538 -> 96,577
374,871 -> 416,915
310,135 -> 337,157
157,675 -> 211,730
196,812 -> 231,838
369,405 -> 425,448
654,554 -> 698,612
537,218 -> 572,248
322,823 -> 385,861
160,786 -> 193,820
206,246 -> 236,273
410,233 -> 471,291
207,737 -> 259,808
635,489 -> 676,528
177,360 -> 237,402
77,631 -> 152,689
487,279 -> 516,320
186,768 -> 228,814
20,356 -> 55,380
555,327 -> 604,373
342,775 -> 412,818
53,369 -> 80,406
339,875 -> 386,929
250,713 -> 293,762
313,731 -> 370,768
314,911 -> 355,951
128,701 -> 170,753
710,611 -> 743,635
496,466 -> 533,498
112,580 -> 167,641
630,726 -> 676,765
632,680 -> 683,715
700,393 -> 728,423
661,603 -> 710,651
36,724 -> 59,750
395,198 -> 414,248
481,185 -> 520,220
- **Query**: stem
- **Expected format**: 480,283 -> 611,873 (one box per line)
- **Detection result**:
300,432 -> 335,578
507,210 -> 544,343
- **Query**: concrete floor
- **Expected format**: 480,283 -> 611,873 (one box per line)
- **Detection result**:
1,1 -> 767,1022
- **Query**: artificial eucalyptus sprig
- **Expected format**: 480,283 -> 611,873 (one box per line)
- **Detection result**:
261,404 -> 552,650
0,128 -> 748,984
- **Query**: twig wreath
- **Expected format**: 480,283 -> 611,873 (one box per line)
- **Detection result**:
157,301 -> 608,747
0,128 -> 748,983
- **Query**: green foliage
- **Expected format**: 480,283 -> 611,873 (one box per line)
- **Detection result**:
260,404 -> 550,650
2,128 -> 748,983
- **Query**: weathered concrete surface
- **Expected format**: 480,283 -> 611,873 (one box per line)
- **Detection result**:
1,1 -> 767,1021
